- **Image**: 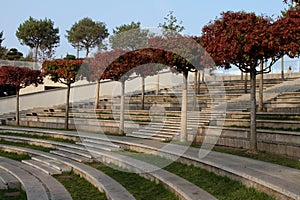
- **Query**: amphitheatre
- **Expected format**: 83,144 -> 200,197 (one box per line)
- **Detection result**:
0,61 -> 299,200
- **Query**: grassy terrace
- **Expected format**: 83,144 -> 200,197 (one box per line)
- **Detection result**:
0,188 -> 27,200
0,130 -> 298,199
0,149 -> 107,200
227,124 -> 300,132
0,131 -> 76,144
212,146 -> 300,170
0,140 -> 54,152
118,151 -> 274,200
54,172 -> 107,200
89,162 -> 179,200
0,140 -> 179,199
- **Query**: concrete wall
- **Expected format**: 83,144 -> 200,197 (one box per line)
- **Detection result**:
194,126 -> 300,158
0,71 -> 184,115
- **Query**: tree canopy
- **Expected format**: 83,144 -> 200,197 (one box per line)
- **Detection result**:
201,11 -> 285,152
275,7 -> 300,58
6,48 -> 23,61
159,11 -> 185,37
16,17 -> 60,62
0,66 -> 43,90
110,21 -> 149,50
201,11 -> 283,73
42,58 -> 84,129
0,65 -> 43,125
42,59 -> 84,86
0,31 -> 4,47
66,17 -> 109,57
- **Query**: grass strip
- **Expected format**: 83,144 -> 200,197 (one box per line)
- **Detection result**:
120,151 -> 274,200
0,150 -> 30,161
0,132 -> 75,144
54,171 -> 107,200
89,162 -> 179,200
0,140 -> 54,152
0,188 -> 27,200
212,146 -> 300,170
227,125 -> 300,132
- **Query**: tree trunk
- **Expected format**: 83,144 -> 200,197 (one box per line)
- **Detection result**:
281,56 -> 285,81
141,76 -> 145,110
65,84 -> 71,130
34,44 -> 39,62
180,71 -> 188,142
94,81 -> 100,110
156,74 -> 159,95
241,71 -> 244,81
16,88 -> 20,126
258,61 -> 264,112
85,47 -> 89,58
249,69 -> 258,153
244,73 -> 248,93
119,80 -> 125,135
197,70 -> 201,94
193,71 -> 198,111
194,71 -> 198,94
77,43 -> 80,58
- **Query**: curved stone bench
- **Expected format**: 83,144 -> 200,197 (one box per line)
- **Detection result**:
0,145 -> 135,200
0,156 -> 72,200
0,134 -> 217,200
0,168 -> 20,189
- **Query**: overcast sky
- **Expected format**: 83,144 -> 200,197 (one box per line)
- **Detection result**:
0,0 -> 287,58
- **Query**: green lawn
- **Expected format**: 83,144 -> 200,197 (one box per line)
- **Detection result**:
0,140 -> 53,152
90,162 -> 179,200
119,151 -> 275,200
0,189 -> 27,200
54,171 -> 107,200
0,132 -> 76,144
0,150 -> 30,161
212,146 -> 300,170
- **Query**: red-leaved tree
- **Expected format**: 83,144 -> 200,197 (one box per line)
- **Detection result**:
42,59 -> 84,129
0,66 -> 43,125
275,7 -> 300,58
88,50 -> 123,110
201,11 -> 284,152
148,36 -> 210,141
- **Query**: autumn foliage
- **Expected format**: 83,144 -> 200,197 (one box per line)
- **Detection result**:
42,59 -> 84,85
42,59 -> 84,129
0,66 -> 43,89
274,8 -> 300,58
0,65 -> 43,125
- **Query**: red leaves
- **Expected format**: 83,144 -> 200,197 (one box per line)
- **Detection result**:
0,66 -> 43,89
201,11 -> 282,71
274,8 -> 300,58
42,59 -> 84,85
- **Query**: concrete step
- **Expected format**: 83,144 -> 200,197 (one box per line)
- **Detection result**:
144,126 -> 183,133
0,168 -> 20,189
132,130 -> 178,137
76,141 -> 120,152
56,146 -> 93,159
32,156 -> 72,173
22,159 -> 62,175
82,139 -> 121,149
126,133 -> 170,141
0,145 -> 135,200
50,150 -> 93,163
